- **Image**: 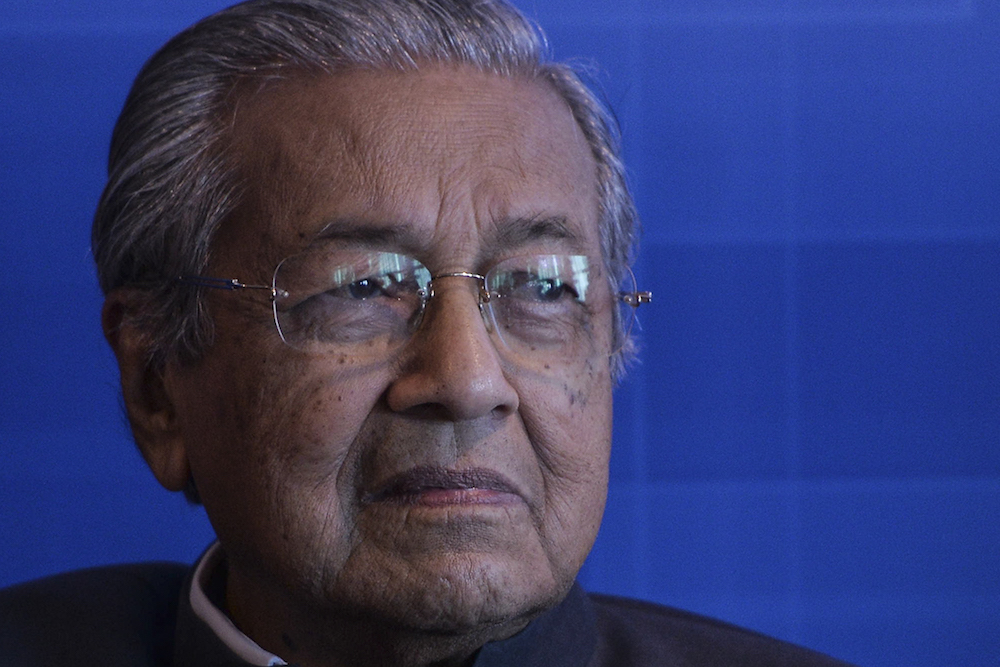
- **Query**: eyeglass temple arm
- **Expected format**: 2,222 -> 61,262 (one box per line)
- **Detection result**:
619,290 -> 652,308
178,276 -> 275,293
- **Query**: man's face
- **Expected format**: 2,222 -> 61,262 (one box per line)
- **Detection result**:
164,66 -> 614,637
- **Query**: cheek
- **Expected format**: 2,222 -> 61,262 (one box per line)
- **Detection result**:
528,355 -> 613,457
517,358 -> 613,542
176,348 -> 387,569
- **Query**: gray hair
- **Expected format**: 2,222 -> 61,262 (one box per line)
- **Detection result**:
93,0 -> 639,378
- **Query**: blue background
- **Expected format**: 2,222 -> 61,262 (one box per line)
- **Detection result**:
1,1 -> 997,665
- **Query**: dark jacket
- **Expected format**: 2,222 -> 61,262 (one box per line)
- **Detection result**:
0,563 -> 855,666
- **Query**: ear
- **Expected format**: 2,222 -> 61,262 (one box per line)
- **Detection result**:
102,290 -> 192,492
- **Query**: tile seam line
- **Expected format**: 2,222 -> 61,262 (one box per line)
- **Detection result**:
512,9 -> 973,29
0,6 -> 979,36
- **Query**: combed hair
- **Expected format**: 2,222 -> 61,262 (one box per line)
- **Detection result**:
92,0 -> 640,378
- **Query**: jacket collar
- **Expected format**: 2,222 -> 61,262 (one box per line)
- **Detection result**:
173,545 -> 597,667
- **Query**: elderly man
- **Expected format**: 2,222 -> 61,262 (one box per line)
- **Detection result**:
0,1 -> 854,666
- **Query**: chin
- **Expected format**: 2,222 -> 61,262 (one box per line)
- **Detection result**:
332,549 -> 570,635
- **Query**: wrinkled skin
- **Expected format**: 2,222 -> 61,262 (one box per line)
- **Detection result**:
106,65 -> 615,667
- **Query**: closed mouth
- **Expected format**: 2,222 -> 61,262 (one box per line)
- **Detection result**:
362,466 -> 522,506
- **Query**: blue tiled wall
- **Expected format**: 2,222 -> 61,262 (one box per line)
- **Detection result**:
2,2 -> 997,666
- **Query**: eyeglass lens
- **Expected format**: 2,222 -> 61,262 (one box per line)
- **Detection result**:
271,248 -> 634,371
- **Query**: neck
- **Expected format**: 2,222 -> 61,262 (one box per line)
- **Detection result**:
224,568 -> 534,667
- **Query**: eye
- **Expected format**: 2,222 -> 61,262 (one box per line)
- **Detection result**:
345,276 -> 390,300
502,272 -> 581,304
338,271 -> 421,301
487,255 -> 591,307
526,277 -> 577,302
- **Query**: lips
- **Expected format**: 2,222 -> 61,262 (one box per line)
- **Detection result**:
363,466 -> 523,506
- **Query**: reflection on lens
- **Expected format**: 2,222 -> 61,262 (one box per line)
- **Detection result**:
485,255 -> 594,356
273,250 -> 431,357
269,249 -> 615,371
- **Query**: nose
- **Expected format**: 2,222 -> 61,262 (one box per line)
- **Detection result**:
385,276 -> 519,421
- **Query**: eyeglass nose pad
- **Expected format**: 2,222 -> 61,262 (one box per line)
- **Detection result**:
408,287 -> 430,332
476,284 -> 495,334
415,276 -> 495,337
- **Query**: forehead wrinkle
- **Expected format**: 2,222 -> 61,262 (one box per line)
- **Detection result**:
224,67 -> 601,276
233,103 -> 397,261
309,218 -> 422,253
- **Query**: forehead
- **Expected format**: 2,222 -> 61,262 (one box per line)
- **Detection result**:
218,65 -> 600,269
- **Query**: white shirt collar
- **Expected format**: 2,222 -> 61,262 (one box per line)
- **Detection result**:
189,542 -> 288,666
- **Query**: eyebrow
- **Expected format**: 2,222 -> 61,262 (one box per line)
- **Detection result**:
490,214 -> 582,251
305,213 -> 585,257
309,218 -> 417,249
